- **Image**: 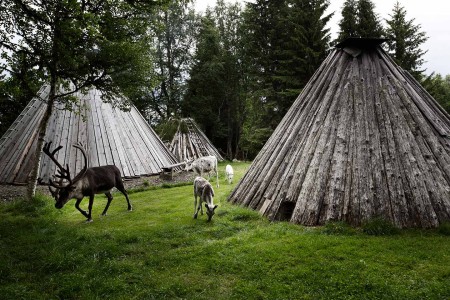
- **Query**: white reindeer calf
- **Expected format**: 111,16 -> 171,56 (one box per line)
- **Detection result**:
225,164 -> 234,184
193,176 -> 217,221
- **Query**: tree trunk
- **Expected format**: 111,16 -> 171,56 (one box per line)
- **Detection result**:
26,78 -> 56,200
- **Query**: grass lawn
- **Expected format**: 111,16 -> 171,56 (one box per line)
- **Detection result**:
0,161 -> 449,299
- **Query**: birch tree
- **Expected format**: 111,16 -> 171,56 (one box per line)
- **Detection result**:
0,0 -> 165,199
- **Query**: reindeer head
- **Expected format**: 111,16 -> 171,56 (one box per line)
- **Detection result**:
202,184 -> 217,221
38,177 -> 60,201
184,159 -> 194,172
42,142 -> 88,209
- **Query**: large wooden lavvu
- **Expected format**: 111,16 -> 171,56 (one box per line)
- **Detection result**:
0,85 -> 178,184
228,38 -> 450,228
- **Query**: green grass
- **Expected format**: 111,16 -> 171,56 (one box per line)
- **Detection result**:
1,161 -> 449,299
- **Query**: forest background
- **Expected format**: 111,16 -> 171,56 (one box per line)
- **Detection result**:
1,0 -> 449,161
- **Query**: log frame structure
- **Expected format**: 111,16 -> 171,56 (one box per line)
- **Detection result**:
169,118 -> 224,162
228,38 -> 450,228
0,84 -> 179,184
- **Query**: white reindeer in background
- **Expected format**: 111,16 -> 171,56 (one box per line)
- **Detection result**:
225,164 -> 234,184
193,177 -> 217,221
185,155 -> 219,187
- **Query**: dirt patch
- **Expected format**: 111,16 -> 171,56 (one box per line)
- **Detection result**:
0,171 -> 195,203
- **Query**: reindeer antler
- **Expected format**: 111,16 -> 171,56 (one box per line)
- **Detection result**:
71,142 -> 88,185
42,142 -> 72,188
42,141 -> 89,188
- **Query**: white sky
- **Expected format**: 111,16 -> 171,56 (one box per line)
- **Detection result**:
194,0 -> 450,75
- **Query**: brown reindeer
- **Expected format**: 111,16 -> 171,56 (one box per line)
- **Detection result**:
42,141 -> 132,222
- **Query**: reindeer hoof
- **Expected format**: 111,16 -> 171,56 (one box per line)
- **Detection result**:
193,214 -> 198,219
85,219 -> 93,223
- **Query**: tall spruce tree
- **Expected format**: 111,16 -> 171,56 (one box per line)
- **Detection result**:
337,0 -> 383,41
183,15 -> 226,150
338,0 -> 358,40
422,74 -> 450,113
357,0 -> 383,38
213,0 -> 245,158
242,0 -> 331,123
239,0 -> 331,158
385,1 -> 428,79
183,1 -> 244,159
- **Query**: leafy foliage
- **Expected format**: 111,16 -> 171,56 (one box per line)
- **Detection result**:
0,0 -> 162,105
136,1 -> 199,123
0,52 -> 43,136
0,0 -> 166,198
422,73 -> 450,113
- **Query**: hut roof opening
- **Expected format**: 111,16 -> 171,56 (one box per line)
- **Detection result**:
228,38 -> 450,228
0,84 -> 179,184
169,118 -> 224,162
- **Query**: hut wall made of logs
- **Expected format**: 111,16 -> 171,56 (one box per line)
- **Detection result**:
228,38 -> 450,228
169,118 -> 224,162
0,84 -> 179,184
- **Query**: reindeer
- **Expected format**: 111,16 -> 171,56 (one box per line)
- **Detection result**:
185,156 -> 219,188
225,164 -> 234,184
193,176 -> 217,221
41,141 -> 132,222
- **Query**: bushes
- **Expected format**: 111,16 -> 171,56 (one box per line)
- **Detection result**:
321,221 -> 357,235
362,218 -> 400,236
322,218 -> 400,236
437,222 -> 450,236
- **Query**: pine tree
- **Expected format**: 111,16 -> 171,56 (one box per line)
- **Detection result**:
385,1 -> 428,78
357,0 -> 383,38
338,0 -> 358,40
242,0 -> 331,126
183,15 -> 226,147
239,0 -> 331,158
337,0 -> 383,41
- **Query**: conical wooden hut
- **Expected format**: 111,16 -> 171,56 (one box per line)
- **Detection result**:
169,118 -> 224,162
0,84 -> 179,184
228,38 -> 450,228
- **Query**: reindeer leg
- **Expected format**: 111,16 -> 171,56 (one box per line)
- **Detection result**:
75,198 -> 89,219
102,192 -> 113,216
116,181 -> 132,211
194,194 -> 198,219
86,195 -> 94,222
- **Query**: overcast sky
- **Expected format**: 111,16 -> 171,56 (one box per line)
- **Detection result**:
194,0 -> 450,75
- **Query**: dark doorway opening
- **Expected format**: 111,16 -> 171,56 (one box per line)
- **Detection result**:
275,201 -> 296,221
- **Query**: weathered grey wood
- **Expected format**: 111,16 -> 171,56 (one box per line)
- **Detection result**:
168,118 -> 224,162
228,39 -> 450,228
0,84 -> 179,184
